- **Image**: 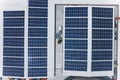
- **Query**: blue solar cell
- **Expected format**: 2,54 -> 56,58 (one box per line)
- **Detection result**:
29,0 -> 48,7
92,7 -> 113,17
29,8 -> 48,17
65,29 -> 87,38
92,18 -> 113,28
28,38 -> 47,47
92,40 -> 112,49
28,28 -> 47,37
3,48 -> 24,57
65,7 -> 88,17
28,48 -> 47,57
4,38 -> 24,47
3,67 -> 24,77
92,29 -> 113,39
29,18 -> 47,27
65,40 -> 87,49
65,50 -> 87,60
4,18 -> 24,27
65,18 -> 88,28
28,58 -> 47,67
65,61 -> 87,71
4,11 -> 24,17
28,68 -> 47,77
92,51 -> 112,60
92,61 -> 112,71
3,57 -> 24,67
4,28 -> 24,37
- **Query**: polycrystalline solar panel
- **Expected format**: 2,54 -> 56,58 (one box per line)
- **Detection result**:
4,18 -> 24,27
4,38 -> 24,47
29,8 -> 48,17
29,0 -> 48,7
65,18 -> 88,28
65,61 -> 87,71
3,48 -> 24,57
28,68 -> 47,77
28,0 -> 48,77
29,18 -> 47,27
28,58 -> 47,67
4,11 -> 24,17
92,40 -> 112,49
4,28 -> 24,37
28,48 -> 47,57
3,67 -> 24,77
65,40 -> 87,49
3,57 -> 24,67
28,28 -> 47,37
65,7 -> 88,17
92,7 -> 113,17
92,51 -> 112,60
92,29 -> 113,39
65,29 -> 88,38
92,61 -> 112,71
92,18 -> 113,28
92,7 -> 114,71
28,38 -> 47,47
65,50 -> 87,60
64,7 -> 88,72
3,11 -> 24,77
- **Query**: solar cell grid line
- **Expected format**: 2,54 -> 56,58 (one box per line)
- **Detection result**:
63,6 -> 88,72
3,11 -> 25,77
28,0 -> 48,77
92,7 -> 114,71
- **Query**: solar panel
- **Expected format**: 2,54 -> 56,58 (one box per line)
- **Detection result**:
92,18 -> 113,28
28,58 -> 47,67
63,6 -> 114,76
28,28 -> 47,37
65,61 -> 87,71
92,51 -> 112,60
92,7 -> 114,71
3,57 -> 24,67
4,11 -> 24,17
3,11 -> 25,77
3,48 -> 24,57
4,38 -> 24,47
29,8 -> 48,17
29,0 -> 48,7
4,28 -> 24,37
92,61 -> 112,71
92,7 -> 113,17
92,29 -> 113,39
28,48 -> 47,57
65,40 -> 87,49
28,68 -> 47,77
65,50 -> 87,60
28,0 -> 48,77
63,7 -> 88,72
29,18 -> 47,27
65,18 -> 88,28
65,7 -> 88,17
4,18 -> 24,27
65,29 -> 88,38
3,67 -> 24,77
